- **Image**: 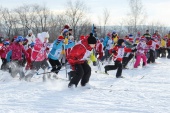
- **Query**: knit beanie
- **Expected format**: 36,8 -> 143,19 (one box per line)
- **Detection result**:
87,33 -> 97,44
117,39 -> 124,46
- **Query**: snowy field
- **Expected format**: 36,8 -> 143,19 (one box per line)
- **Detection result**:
0,58 -> 170,113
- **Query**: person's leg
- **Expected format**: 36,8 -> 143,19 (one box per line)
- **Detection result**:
134,55 -> 141,68
167,49 -> 170,58
122,57 -> 128,68
55,60 -> 62,74
151,50 -> 155,63
104,63 -> 118,74
115,61 -> 123,78
68,64 -> 84,87
126,53 -> 134,65
81,62 -> 91,86
48,58 -> 57,72
147,50 -> 152,63
141,55 -> 147,66
17,60 -> 25,80
161,48 -> 166,57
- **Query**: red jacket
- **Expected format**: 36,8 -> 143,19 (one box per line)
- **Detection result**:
95,40 -> 103,59
8,42 -> 28,61
147,40 -> 159,50
25,48 -> 32,70
109,45 -> 132,62
67,38 -> 92,66
167,39 -> 170,47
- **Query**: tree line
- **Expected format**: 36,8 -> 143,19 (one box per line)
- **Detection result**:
0,0 -> 169,42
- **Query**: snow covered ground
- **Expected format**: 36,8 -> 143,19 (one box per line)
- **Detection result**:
0,58 -> 170,113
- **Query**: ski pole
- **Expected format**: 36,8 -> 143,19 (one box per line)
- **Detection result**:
36,68 -> 67,75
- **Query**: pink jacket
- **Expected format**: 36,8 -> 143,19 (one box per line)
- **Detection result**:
9,42 -> 28,61
31,38 -> 48,61
136,42 -> 148,56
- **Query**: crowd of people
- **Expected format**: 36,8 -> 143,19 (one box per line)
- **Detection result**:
0,25 -> 170,88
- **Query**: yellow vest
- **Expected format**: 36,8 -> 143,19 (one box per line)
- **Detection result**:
64,38 -> 68,45
113,36 -> 118,45
161,39 -> 166,48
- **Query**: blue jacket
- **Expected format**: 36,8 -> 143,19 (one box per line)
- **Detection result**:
48,40 -> 63,60
65,40 -> 75,49
6,50 -> 12,62
103,36 -> 110,47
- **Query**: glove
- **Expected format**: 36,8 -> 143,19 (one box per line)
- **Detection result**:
93,61 -> 97,66
132,48 -> 137,52
133,44 -> 137,47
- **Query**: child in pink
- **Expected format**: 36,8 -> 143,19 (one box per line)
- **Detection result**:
134,37 -> 148,68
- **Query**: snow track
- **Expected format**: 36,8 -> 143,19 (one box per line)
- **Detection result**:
0,58 -> 170,113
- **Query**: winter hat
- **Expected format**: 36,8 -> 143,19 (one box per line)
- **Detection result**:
112,31 -> 116,35
64,25 -> 70,29
13,36 -> 17,39
23,37 -> 28,42
37,33 -> 43,43
62,29 -> 69,36
58,35 -> 64,41
28,30 -> 33,34
117,39 -> 124,46
41,32 -> 49,39
80,35 -> 85,40
87,33 -> 97,44
137,32 -> 141,35
129,34 -> 133,38
107,32 -> 111,37
3,41 -> 10,45
152,35 -> 157,39
124,35 -> 129,40
15,36 -> 24,42
140,36 -> 146,41
30,42 -> 35,47
100,38 -> 104,42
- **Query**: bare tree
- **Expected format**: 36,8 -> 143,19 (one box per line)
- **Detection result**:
0,8 -> 15,39
103,8 -> 110,37
65,0 -> 88,39
126,0 -> 147,34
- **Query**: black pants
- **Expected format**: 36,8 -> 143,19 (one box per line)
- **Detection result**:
167,49 -> 170,58
156,49 -> 161,58
48,58 -> 62,74
105,61 -> 122,78
160,48 -> 166,57
122,53 -> 134,68
69,61 -> 91,87
147,49 -> 155,63
1,58 -> 7,70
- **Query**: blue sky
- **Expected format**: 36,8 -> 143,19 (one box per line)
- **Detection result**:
1,0 -> 170,26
